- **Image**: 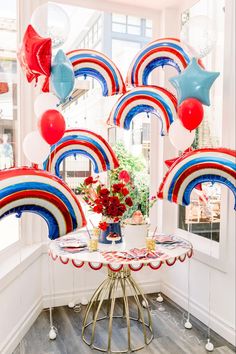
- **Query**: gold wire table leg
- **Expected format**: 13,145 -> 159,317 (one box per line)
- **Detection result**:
120,275 -> 131,351
129,276 -> 153,330
82,277 -> 109,333
82,266 -> 153,353
90,278 -> 113,347
127,276 -> 148,344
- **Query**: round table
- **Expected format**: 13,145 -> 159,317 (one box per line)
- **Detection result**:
48,233 -> 193,353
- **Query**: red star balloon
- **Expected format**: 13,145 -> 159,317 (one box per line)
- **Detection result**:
18,25 -> 52,83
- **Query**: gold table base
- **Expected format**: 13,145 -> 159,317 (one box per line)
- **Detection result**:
82,267 -> 153,353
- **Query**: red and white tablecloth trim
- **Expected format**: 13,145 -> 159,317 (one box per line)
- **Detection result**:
59,256 -> 70,264
72,259 -> 84,268
148,260 -> 163,270
108,263 -> 123,272
187,248 -> 193,258
89,262 -> 103,270
49,250 -> 58,261
165,257 -> 177,266
128,263 -> 144,271
48,248 -> 193,271
179,253 -> 187,262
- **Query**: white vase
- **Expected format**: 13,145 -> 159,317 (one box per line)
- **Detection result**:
122,224 -> 149,249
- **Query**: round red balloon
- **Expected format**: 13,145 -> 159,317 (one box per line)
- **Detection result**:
38,109 -> 65,145
178,98 -> 204,131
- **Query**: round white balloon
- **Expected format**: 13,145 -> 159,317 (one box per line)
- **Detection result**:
23,131 -> 50,164
169,120 -> 195,151
180,15 -> 217,58
34,93 -> 59,117
31,3 -> 70,48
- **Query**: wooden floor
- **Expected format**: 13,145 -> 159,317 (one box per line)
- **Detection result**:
14,294 -> 235,354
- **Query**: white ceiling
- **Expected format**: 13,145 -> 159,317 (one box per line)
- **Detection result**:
55,0 -> 199,15
103,0 -> 198,11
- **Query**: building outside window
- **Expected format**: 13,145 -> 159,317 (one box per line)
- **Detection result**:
0,0 -> 19,250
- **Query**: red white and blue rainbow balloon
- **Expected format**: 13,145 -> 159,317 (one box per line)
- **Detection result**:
0,167 -> 86,239
107,85 -> 177,135
44,129 -> 119,176
126,38 -> 192,87
67,49 -> 126,96
158,148 -> 236,209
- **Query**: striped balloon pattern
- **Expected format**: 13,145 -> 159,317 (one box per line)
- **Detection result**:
67,49 -> 126,96
44,129 -> 119,176
158,148 -> 236,209
126,38 -> 192,87
0,167 -> 86,239
107,85 -> 177,135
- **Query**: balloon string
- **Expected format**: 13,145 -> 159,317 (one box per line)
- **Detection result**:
186,207 -> 192,321
19,229 -> 23,353
207,206 -> 213,340
72,263 -> 75,304
48,248 -> 56,331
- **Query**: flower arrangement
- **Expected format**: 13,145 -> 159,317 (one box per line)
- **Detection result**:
77,170 -> 133,231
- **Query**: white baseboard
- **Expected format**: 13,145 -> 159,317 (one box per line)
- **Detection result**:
0,296 -> 43,354
161,281 -> 236,346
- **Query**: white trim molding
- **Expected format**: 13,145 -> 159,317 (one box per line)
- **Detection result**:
0,296 -> 43,354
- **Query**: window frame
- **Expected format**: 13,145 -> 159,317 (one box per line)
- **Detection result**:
0,0 -> 21,254
0,0 -> 47,259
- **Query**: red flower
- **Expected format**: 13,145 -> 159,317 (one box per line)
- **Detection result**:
125,197 -> 133,207
94,198 -> 102,204
107,205 -> 119,216
109,196 -> 120,205
118,170 -> 130,183
99,188 -> 110,197
101,196 -> 109,206
98,221 -> 108,231
118,203 -> 126,213
121,187 -> 129,196
93,205 -> 103,213
84,176 -> 94,185
112,183 -> 125,193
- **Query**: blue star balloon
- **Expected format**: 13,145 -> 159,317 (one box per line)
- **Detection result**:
51,49 -> 75,103
169,58 -> 220,106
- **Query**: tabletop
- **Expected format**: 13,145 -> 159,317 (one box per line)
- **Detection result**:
48,231 -> 193,271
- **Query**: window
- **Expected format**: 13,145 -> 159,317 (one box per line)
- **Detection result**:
112,13 -> 152,38
145,19 -> 152,37
178,0 -> 225,242
112,39 -> 141,77
52,4 -> 152,222
0,0 -> 20,251
111,37 -> 151,218
78,16 -> 102,50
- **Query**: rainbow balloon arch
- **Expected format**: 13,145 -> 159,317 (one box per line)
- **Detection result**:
0,167 -> 86,239
157,148 -> 236,210
1,31 -> 235,244
44,129 -> 120,176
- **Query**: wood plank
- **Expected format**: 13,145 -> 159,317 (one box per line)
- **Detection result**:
13,294 -> 235,354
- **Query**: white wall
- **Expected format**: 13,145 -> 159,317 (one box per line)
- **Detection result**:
41,252 -> 161,309
0,253 -> 43,354
157,0 -> 236,346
